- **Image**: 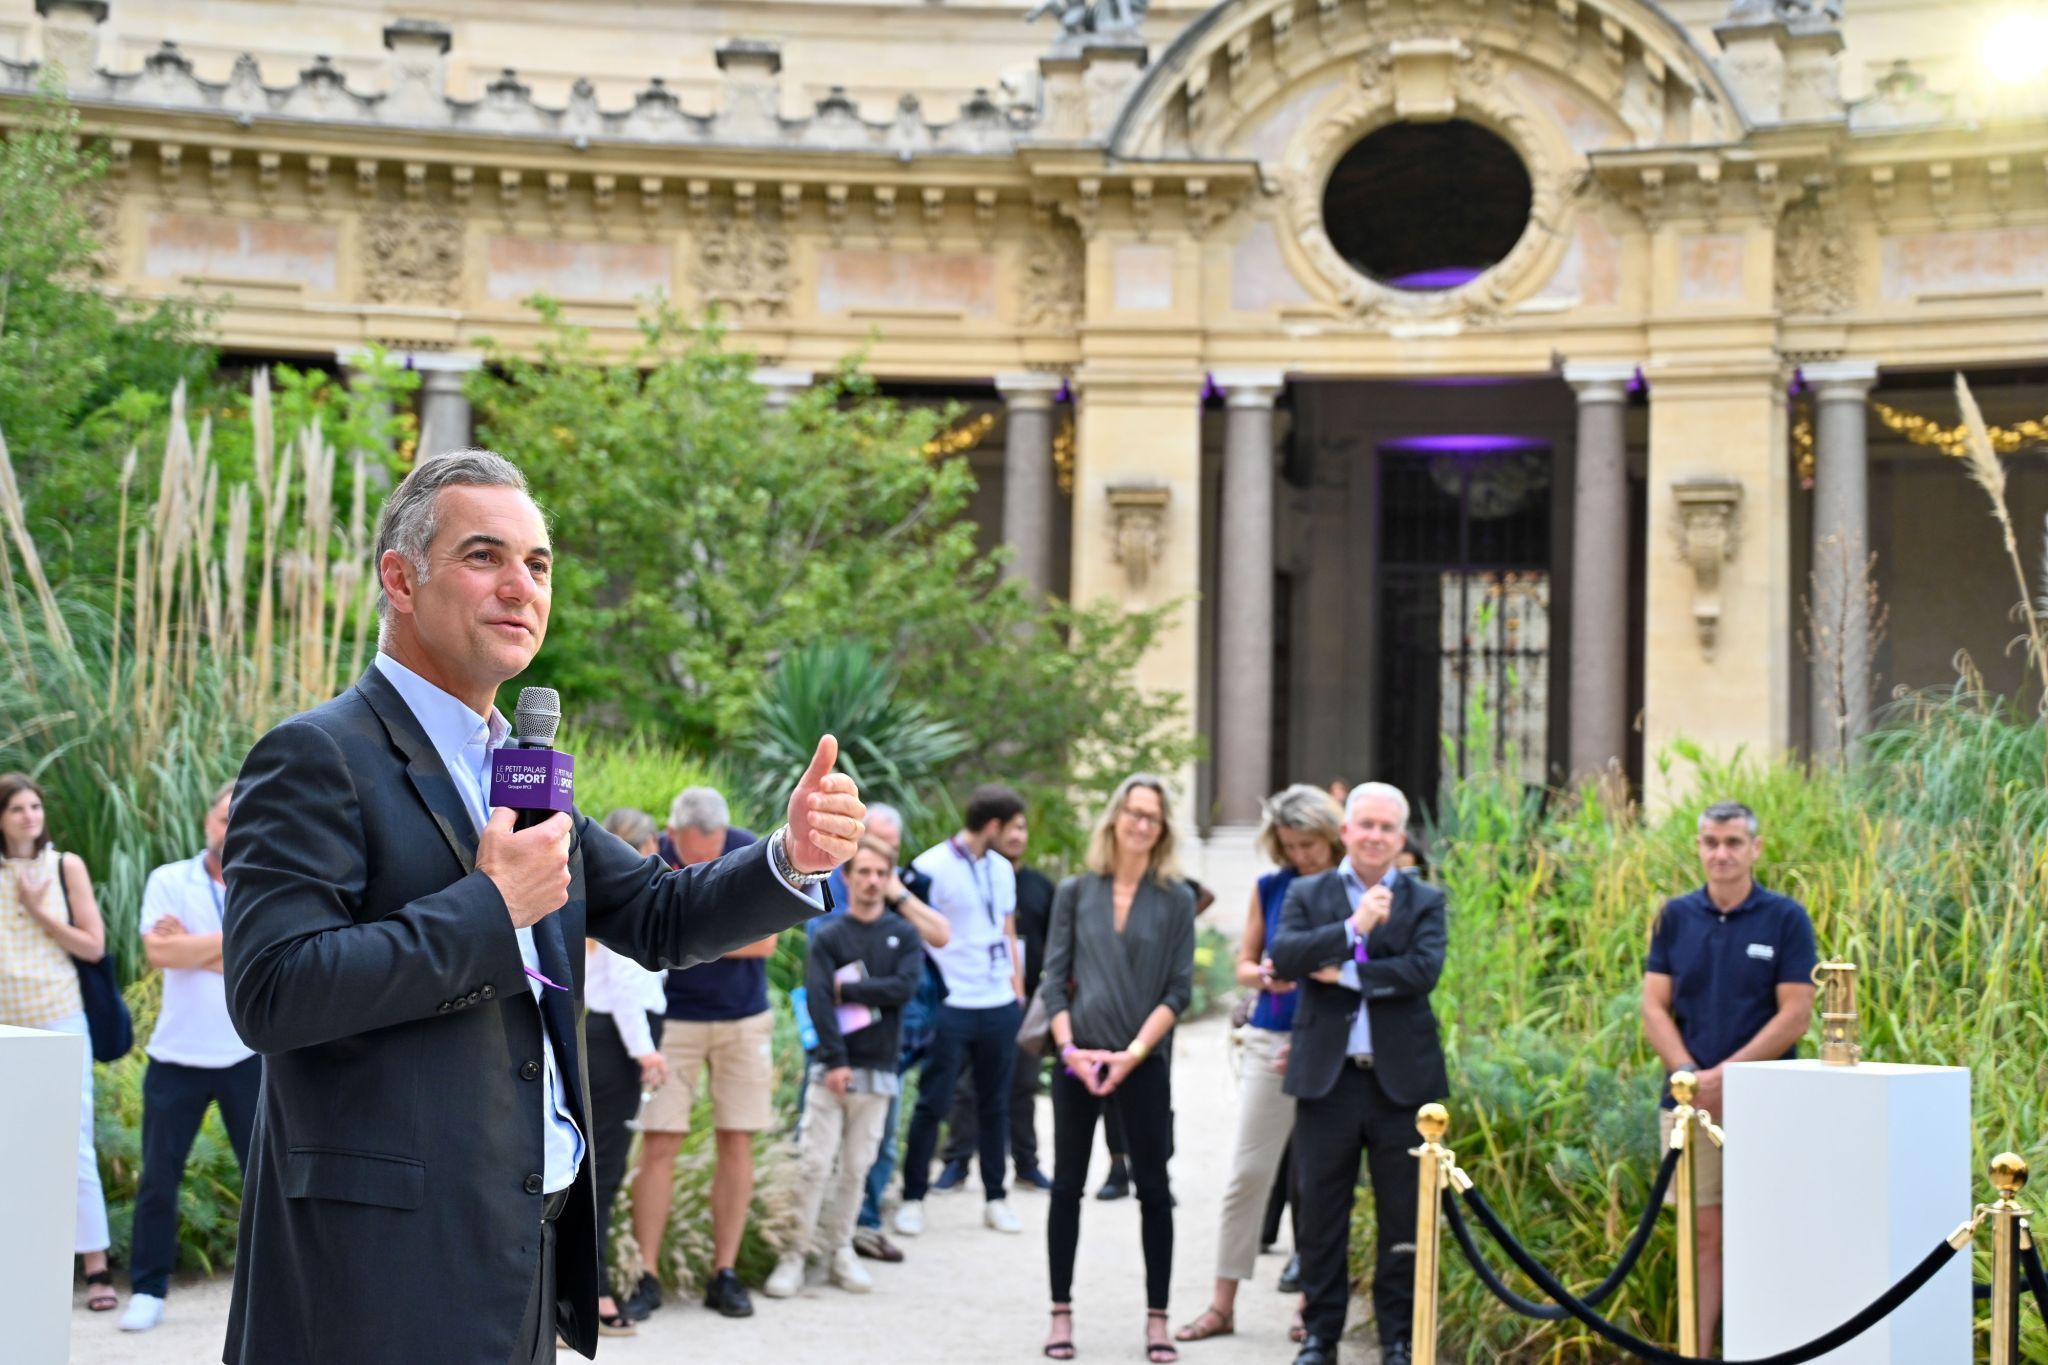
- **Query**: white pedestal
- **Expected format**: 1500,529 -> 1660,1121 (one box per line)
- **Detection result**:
1723,1060 -> 1971,1364
0,1024 -> 86,1365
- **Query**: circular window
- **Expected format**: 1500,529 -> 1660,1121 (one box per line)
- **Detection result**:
1321,120 -> 1533,291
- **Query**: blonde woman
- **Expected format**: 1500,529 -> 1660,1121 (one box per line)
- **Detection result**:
1176,785 -> 1343,1345
0,773 -> 116,1312
1041,775 -> 1197,1364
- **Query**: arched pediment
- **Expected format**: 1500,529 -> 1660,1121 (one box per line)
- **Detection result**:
1110,0 -> 1743,162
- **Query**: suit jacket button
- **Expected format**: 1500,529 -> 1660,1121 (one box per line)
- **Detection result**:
468,990 -> 482,1004
481,984 -> 495,1000
438,1001 -> 452,1013
521,1060 -> 541,1081
454,997 -> 468,1009
524,1173 -> 544,1195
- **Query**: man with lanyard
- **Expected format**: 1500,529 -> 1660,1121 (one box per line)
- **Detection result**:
1643,799 -> 1817,1354
894,784 -> 1028,1238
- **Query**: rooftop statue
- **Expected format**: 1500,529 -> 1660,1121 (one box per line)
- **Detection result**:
1025,0 -> 1150,41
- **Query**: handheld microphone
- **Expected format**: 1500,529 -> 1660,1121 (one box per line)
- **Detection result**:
489,686 -> 576,831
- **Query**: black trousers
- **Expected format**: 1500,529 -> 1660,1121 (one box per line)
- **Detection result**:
1261,1129 -> 1296,1249
1047,1055 -> 1174,1310
129,1055 -> 261,1298
585,1011 -> 662,1287
902,1001 -> 1021,1202
941,1043 -> 1043,1173
514,1187 -> 572,1365
1292,1063 -> 1420,1348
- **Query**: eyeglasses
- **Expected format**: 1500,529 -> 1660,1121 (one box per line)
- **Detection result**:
1120,809 -> 1164,828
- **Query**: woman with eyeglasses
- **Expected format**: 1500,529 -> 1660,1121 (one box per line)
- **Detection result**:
1039,774 -> 1196,1364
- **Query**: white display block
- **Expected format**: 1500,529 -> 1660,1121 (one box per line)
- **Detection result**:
1723,1060 -> 1971,1365
0,1024 -> 86,1365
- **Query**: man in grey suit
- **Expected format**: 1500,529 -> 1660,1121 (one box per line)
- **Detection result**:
1269,782 -> 1448,1365
221,449 -> 865,1364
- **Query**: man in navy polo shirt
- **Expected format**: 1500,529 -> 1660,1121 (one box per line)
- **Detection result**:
1642,799 -> 1817,1354
623,787 -> 774,1321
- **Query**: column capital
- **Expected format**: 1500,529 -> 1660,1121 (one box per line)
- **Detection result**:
1800,359 -> 1879,401
337,347 -> 483,374
1211,367 -> 1286,409
751,366 -> 813,392
995,372 -> 1063,410
1562,360 -> 1638,403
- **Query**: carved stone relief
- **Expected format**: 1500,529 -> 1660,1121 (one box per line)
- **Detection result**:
1774,191 -> 1854,315
1277,38 -> 1572,329
1020,213 -> 1084,334
1106,482 -> 1170,590
1670,478 -> 1743,659
363,204 -> 464,306
692,216 -> 795,322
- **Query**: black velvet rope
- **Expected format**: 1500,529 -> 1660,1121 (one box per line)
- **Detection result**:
1439,1145 -> 1680,1321
1456,1183 -> 1960,1365
2021,1235 -> 2048,1320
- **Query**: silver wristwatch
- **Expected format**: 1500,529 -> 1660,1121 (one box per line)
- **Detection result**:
769,826 -> 830,887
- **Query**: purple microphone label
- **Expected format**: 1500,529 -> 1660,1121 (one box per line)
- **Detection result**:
489,748 -> 576,814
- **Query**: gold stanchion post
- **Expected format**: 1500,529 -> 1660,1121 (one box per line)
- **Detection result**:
1669,1071 -> 1701,1356
1987,1152 -> 2030,1365
1410,1102 -> 1458,1365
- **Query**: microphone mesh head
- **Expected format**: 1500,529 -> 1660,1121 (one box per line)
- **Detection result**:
514,687 -> 562,746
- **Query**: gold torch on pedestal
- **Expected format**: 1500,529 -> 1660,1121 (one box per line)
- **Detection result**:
1812,961 -> 1860,1065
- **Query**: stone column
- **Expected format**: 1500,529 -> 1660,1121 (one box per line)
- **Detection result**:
1563,362 -> 1636,787
1211,369 -> 1285,825
413,353 -> 482,459
752,366 -> 811,412
1803,359 -> 1879,758
1642,362 -> 1793,803
996,373 -> 1062,595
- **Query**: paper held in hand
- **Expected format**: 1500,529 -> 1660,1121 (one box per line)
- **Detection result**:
834,962 -> 879,1035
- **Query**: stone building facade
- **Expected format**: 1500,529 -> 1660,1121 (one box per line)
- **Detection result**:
7,0 -> 2048,856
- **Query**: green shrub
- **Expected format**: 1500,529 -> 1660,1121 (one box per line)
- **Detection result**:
1419,691 -> 2048,1361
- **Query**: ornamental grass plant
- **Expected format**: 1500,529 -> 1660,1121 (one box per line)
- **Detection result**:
1410,695 -> 2048,1362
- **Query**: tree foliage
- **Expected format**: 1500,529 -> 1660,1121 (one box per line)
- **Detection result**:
472,301 -> 1197,857
0,87 -> 213,584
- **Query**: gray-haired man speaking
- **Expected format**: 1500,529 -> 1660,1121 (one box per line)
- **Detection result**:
222,449 -> 865,1363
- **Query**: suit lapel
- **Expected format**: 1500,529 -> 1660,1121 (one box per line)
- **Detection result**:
1319,873 -> 1352,927
356,666 -> 480,874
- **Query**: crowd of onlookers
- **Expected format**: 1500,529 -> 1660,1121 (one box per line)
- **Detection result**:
6,755 -> 1811,1363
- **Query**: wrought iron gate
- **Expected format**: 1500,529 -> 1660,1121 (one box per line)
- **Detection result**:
1376,442 -> 1554,807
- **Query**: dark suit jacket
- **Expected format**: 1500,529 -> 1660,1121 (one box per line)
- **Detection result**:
1268,868 -> 1448,1108
219,666 -> 816,1364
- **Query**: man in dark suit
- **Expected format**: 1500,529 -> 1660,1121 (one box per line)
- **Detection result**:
220,449 -> 865,1364
1270,782 -> 1447,1365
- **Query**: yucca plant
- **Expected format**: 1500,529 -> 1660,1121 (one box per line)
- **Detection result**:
741,640 -> 968,843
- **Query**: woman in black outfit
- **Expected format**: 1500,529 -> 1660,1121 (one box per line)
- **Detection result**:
1041,774 -> 1197,1363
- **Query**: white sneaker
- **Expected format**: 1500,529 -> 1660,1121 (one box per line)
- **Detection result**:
119,1293 -> 166,1332
893,1201 -> 924,1237
829,1244 -> 873,1293
984,1198 -> 1023,1234
763,1252 -> 806,1299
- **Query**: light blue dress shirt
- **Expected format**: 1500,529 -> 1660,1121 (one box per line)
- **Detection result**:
1335,859 -> 1400,1061
373,653 -> 586,1194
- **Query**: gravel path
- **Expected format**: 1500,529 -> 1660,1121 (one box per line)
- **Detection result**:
72,1012 -> 1380,1365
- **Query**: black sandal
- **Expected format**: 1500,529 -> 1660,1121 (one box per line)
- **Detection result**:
1045,1306 -> 1076,1360
85,1270 -> 117,1312
1146,1309 -> 1179,1363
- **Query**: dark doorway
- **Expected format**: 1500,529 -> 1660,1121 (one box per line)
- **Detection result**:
1376,438 -> 1554,807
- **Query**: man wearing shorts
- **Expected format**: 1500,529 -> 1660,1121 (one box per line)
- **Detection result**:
626,788 -> 778,1319
1642,799 -> 1817,1354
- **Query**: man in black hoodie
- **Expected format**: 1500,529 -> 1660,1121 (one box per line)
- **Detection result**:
764,836 -> 925,1297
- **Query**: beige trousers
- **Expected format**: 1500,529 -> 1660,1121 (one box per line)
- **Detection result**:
793,1082 -> 893,1258
1212,1025 -> 1297,1282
